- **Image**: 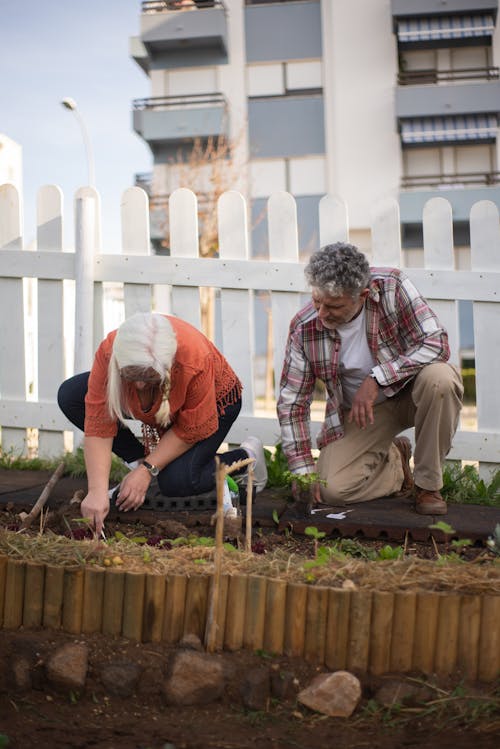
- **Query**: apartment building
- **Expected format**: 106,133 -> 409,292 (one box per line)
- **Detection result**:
130,0 -> 500,249
130,0 -> 500,348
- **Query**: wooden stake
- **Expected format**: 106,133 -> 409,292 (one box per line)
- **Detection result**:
478,595 -> 500,682
325,588 -> 351,671
142,573 -> 166,643
23,562 -> 45,628
369,591 -> 394,675
62,566 -> 84,635
245,465 -> 254,553
304,585 -> 329,664
347,591 -> 373,673
263,578 -> 287,655
0,556 -> 7,628
205,456 -> 225,652
223,574 -> 248,651
390,591 -> 417,673
434,593 -> 460,676
20,461 -> 65,529
101,569 -> 125,636
82,567 -> 105,634
122,571 -> 146,641
162,574 -> 187,643
185,575 -> 209,640
3,559 -> 26,629
458,594 -> 481,681
43,564 -> 64,629
243,575 -> 267,650
284,582 -> 307,658
412,591 -> 440,674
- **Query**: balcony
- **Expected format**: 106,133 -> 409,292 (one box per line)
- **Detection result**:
132,93 -> 228,147
398,66 -> 499,85
138,0 -> 227,68
399,182 -> 500,223
401,171 -> 500,189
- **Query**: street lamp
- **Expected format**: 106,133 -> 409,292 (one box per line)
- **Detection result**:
61,97 -> 96,187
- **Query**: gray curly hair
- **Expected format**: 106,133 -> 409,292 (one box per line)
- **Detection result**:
305,242 -> 370,298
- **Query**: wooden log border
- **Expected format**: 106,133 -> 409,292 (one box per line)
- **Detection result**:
0,555 -> 498,682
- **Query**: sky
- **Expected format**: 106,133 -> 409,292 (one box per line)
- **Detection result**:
1,0 -> 151,250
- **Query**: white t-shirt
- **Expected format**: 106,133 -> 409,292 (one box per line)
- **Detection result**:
336,305 -> 386,409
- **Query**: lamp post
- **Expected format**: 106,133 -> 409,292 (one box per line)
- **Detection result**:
61,97 -> 96,187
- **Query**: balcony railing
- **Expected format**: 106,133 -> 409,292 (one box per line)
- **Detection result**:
133,93 -> 226,111
401,171 -> 500,189
142,1 -> 222,13
398,67 -> 500,85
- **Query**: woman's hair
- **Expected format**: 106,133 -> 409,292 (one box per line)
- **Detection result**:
304,242 -> 370,298
107,312 -> 177,427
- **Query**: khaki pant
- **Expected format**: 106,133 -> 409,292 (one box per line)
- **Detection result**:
317,363 -> 463,505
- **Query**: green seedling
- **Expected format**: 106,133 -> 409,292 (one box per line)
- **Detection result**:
305,525 -> 326,555
376,544 -> 404,560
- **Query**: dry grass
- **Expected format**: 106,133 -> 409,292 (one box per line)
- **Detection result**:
1,528 -> 498,595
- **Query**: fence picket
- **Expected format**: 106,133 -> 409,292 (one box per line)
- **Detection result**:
0,184 -> 27,453
36,185 -> 65,457
169,188 -> 201,330
423,197 -> 460,364
121,186 -> 152,318
218,191 -> 255,414
268,192 -> 300,400
371,198 -> 402,267
470,200 -> 500,478
319,195 -> 348,246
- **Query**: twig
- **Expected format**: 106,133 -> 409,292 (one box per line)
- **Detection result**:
205,456 -> 225,652
245,465 -> 254,553
20,462 -> 65,530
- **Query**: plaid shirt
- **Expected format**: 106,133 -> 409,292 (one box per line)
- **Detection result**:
277,268 -> 450,474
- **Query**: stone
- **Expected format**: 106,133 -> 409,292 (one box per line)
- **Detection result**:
298,670 -> 362,718
375,678 -> 435,707
45,642 -> 89,691
11,656 -> 32,691
99,659 -> 142,697
270,669 -> 299,702
179,633 -> 204,651
240,668 -> 270,711
163,651 -> 225,706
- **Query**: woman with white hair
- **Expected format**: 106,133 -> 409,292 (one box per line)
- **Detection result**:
58,312 -> 267,534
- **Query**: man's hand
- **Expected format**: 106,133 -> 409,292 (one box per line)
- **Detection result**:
81,490 -> 110,536
348,375 -> 379,429
115,465 -> 151,512
292,477 -> 322,507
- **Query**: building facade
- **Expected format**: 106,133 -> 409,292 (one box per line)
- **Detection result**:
130,0 -> 500,349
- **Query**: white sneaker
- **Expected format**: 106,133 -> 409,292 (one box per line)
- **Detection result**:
240,436 -> 268,493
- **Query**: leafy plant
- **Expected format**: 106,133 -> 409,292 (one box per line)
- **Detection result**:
442,463 -> 500,507
376,544 -> 404,561
264,443 -> 289,488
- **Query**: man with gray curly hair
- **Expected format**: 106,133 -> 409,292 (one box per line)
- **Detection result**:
277,242 -> 463,515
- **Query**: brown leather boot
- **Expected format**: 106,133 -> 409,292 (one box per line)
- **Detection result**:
415,486 -> 448,515
393,436 -> 414,498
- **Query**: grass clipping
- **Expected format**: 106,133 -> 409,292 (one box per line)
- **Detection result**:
1,528 -> 499,595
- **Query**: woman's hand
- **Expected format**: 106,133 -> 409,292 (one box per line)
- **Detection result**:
115,465 -> 152,512
80,489 -> 110,536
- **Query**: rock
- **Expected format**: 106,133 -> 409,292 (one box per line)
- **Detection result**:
179,633 -> 204,651
270,670 -> 299,702
45,643 -> 89,691
241,668 -> 270,711
375,678 -> 435,707
163,651 -> 225,706
138,665 -> 164,697
298,670 -> 361,718
99,659 -> 142,697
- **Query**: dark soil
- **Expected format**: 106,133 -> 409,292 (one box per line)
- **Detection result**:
0,629 -> 499,749
0,486 -> 499,748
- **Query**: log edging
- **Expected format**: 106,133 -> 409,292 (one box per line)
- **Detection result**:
0,555 -> 498,682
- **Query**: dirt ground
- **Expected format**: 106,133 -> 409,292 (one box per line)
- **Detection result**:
1,490 -> 499,748
1,628 -> 499,749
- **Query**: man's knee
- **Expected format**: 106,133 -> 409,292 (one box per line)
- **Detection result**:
413,362 -> 463,400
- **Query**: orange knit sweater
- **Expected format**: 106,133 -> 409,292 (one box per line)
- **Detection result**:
84,316 -> 242,444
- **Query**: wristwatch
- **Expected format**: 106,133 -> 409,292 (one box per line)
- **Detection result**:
369,371 -> 380,385
142,460 -> 160,477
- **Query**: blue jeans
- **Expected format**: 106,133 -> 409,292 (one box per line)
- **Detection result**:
57,372 -> 248,496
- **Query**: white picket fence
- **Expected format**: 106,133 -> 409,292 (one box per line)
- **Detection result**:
0,183 -> 499,476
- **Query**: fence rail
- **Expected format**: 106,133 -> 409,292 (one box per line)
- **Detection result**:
0,184 -> 499,475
